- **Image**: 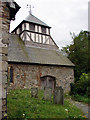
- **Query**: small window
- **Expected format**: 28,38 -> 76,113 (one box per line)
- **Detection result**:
37,26 -> 39,32
24,23 -> 26,30
19,25 -> 22,33
30,23 -> 35,31
41,27 -> 46,34
10,67 -> 13,83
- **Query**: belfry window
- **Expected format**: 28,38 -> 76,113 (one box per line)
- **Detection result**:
30,23 -> 35,31
19,25 -> 22,33
41,26 -> 46,34
10,66 -> 13,83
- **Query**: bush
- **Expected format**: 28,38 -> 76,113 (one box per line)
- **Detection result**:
72,94 -> 90,104
70,73 -> 90,96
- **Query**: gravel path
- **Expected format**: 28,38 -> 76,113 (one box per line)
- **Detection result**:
68,98 -> 90,119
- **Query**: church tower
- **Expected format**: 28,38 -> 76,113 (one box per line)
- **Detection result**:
11,10 -> 59,49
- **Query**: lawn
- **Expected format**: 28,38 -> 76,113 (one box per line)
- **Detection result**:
7,89 -> 85,119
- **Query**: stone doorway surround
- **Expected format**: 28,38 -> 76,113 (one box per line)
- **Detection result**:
40,75 -> 56,90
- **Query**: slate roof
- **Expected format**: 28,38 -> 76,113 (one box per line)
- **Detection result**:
11,14 -> 50,33
24,14 -> 50,27
8,34 -> 74,66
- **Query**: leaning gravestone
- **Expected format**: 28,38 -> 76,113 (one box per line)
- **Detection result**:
43,87 -> 52,101
31,87 -> 38,98
54,86 -> 64,104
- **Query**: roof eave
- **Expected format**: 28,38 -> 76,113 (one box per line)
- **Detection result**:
11,20 -> 51,33
23,20 -> 51,28
8,60 -> 75,67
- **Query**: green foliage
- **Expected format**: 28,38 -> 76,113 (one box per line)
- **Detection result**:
7,89 -> 84,119
70,73 -> 90,96
61,31 -> 88,81
72,94 -> 90,104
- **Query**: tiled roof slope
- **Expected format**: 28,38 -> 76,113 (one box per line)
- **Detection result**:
24,14 -> 50,27
8,34 -> 74,66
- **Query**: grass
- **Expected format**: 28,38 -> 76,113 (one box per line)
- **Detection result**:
7,89 -> 85,119
71,94 -> 90,104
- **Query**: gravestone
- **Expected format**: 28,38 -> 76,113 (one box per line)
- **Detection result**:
43,87 -> 52,101
54,86 -> 64,104
31,87 -> 38,98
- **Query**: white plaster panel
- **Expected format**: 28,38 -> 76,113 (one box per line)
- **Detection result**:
36,34 -> 38,42
26,23 -> 29,30
43,35 -> 46,43
31,33 -> 34,41
17,28 -> 19,34
39,35 -> 41,43
35,25 -> 37,32
39,26 -> 41,33
46,28 -> 49,34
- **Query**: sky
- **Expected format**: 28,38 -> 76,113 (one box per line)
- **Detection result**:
10,0 -> 88,49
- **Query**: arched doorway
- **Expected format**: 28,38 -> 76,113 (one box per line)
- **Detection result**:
40,75 -> 56,90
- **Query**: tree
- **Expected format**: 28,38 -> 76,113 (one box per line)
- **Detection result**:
70,73 -> 89,95
61,31 -> 88,81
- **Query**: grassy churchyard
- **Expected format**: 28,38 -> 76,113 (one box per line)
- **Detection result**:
7,89 -> 86,119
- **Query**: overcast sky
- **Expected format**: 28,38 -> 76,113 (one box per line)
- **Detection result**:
10,0 -> 88,49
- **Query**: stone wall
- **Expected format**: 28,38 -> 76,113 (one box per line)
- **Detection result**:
8,63 -> 74,93
0,1 -> 10,119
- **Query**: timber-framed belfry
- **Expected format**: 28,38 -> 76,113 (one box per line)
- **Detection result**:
0,0 -> 20,119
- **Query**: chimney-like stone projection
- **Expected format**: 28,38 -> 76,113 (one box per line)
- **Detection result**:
0,1 -> 20,119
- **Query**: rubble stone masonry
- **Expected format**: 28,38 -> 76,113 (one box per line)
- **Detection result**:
0,1 -> 10,119
8,63 -> 74,93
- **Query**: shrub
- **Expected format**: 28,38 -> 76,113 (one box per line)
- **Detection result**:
70,73 -> 90,96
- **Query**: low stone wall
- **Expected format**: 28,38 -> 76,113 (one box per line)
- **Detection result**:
8,63 -> 74,93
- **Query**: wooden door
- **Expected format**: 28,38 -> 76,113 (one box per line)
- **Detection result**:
41,76 -> 55,90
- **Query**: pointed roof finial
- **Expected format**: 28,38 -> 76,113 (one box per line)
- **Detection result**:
27,4 -> 34,15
